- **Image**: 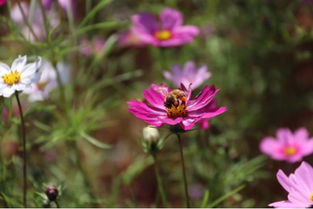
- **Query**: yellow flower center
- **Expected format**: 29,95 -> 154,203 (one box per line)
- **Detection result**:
37,81 -> 48,90
2,71 -> 21,86
310,192 -> 313,201
284,146 -> 297,156
154,30 -> 172,41
164,89 -> 187,118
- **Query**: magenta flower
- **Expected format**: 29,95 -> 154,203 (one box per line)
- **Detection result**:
127,83 -> 227,130
131,8 -> 199,47
0,0 -> 6,6
269,161 -> 313,208
42,0 -> 75,12
163,61 -> 211,90
260,128 -> 313,163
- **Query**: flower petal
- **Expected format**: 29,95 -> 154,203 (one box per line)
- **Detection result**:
11,55 -> 27,72
160,8 -> 183,30
187,85 -> 218,111
143,87 -> 166,110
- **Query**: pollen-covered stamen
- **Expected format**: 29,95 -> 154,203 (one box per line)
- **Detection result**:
154,29 -> 172,41
2,71 -> 21,86
164,89 -> 187,118
284,146 -> 297,156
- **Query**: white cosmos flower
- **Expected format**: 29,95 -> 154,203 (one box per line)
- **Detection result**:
24,59 -> 70,102
0,55 -> 42,98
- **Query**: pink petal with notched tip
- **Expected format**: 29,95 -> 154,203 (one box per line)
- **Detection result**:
131,13 -> 158,35
160,8 -> 183,30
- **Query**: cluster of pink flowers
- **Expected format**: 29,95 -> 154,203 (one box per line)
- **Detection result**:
260,128 -> 313,207
126,8 -> 222,131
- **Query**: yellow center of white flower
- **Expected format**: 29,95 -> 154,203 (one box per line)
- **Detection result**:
37,81 -> 48,90
2,71 -> 21,85
164,89 -> 187,118
154,30 -> 172,41
284,146 -> 297,156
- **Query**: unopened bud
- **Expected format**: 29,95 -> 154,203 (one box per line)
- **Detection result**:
45,185 -> 58,201
143,126 -> 159,143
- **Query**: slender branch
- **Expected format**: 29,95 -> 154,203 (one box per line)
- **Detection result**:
152,153 -> 169,207
176,134 -> 190,208
38,0 -> 50,38
15,92 -> 27,208
69,141 -> 97,207
16,0 -> 39,41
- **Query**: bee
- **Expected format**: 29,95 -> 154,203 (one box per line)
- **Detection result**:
164,89 -> 186,108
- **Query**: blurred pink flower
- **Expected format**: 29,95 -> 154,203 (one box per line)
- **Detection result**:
80,37 -> 105,56
0,0 -> 6,6
42,0 -> 75,12
119,31 -> 146,48
127,83 -> 226,130
2,103 -> 28,121
163,61 -> 211,90
269,161 -> 313,208
131,8 -> 199,47
260,128 -> 313,163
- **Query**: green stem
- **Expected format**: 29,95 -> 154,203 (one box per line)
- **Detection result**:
15,92 -> 27,208
16,0 -> 39,41
54,200 -> 60,208
152,153 -> 169,207
38,0 -> 50,38
70,142 -> 97,207
176,134 -> 190,208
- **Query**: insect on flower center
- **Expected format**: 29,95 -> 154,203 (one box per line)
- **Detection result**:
164,89 -> 187,118
2,71 -> 21,86
154,29 -> 172,41
284,146 -> 297,156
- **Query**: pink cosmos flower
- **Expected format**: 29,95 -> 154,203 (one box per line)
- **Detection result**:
269,161 -> 313,208
131,8 -> 199,47
127,83 -> 227,130
0,0 -> 6,6
260,128 -> 313,163
163,61 -> 211,90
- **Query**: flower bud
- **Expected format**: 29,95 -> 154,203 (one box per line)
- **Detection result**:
45,185 -> 59,202
143,126 -> 160,143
